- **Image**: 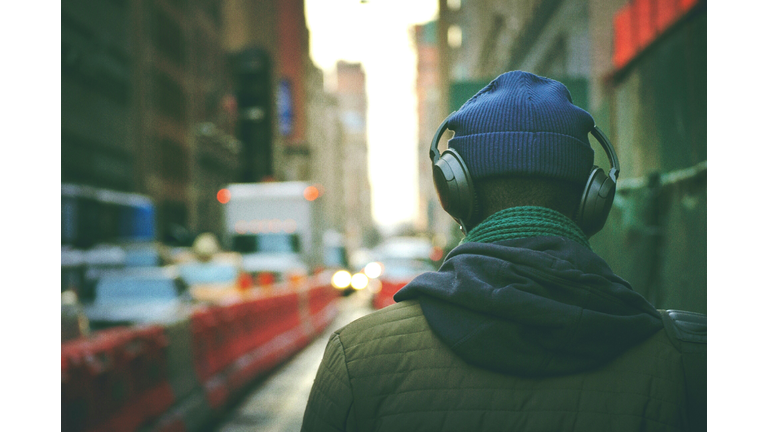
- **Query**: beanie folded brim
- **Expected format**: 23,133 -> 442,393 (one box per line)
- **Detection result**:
449,131 -> 594,184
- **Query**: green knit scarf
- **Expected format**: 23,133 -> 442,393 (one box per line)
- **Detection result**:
462,206 -> 591,249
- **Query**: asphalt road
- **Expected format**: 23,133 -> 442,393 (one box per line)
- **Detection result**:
214,290 -> 375,432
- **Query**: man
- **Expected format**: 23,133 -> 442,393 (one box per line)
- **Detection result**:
301,71 -> 705,431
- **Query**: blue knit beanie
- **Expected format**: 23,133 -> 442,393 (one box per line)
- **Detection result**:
447,71 -> 595,185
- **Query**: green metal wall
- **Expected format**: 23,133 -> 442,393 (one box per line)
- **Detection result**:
450,81 -> 493,112
592,164 -> 706,314
591,8 -> 707,314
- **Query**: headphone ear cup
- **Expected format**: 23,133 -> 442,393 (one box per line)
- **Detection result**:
576,167 -> 617,238
432,149 -> 476,226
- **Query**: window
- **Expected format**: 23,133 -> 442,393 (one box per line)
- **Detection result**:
153,7 -> 184,65
448,25 -> 462,48
159,139 -> 189,182
232,234 -> 301,254
153,70 -> 185,121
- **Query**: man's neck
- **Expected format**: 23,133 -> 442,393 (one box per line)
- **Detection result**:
462,206 -> 591,249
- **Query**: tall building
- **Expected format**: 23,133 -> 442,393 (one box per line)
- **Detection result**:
132,0 -> 241,242
62,0 -> 134,193
62,0 -> 241,245
306,65 -> 346,240
335,61 -> 375,250
412,21 -> 458,248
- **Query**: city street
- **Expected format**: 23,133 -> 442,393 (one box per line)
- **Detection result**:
214,291 -> 375,432
57,0 -> 711,430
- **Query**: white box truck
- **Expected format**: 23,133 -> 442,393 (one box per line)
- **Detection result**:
222,182 -> 321,279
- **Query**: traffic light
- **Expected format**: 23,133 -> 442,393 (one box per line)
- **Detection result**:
233,48 -> 274,182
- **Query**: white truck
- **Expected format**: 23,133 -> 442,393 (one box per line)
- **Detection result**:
222,182 -> 322,280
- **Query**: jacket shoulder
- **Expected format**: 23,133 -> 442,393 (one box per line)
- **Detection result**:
335,299 -> 428,347
660,309 -> 707,348
659,309 -> 706,431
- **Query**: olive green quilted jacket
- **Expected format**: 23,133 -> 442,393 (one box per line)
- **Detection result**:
301,299 -> 688,432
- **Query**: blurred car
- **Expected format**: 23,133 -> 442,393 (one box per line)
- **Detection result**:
242,251 -> 309,286
367,236 -> 440,309
371,258 -> 436,309
374,236 -> 434,261
327,268 -> 369,297
62,246 -> 86,296
83,267 -> 193,330
179,253 -> 252,303
78,244 -> 128,303
61,290 -> 89,342
123,242 -> 162,267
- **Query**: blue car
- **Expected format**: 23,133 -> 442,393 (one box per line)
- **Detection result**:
83,267 -> 193,330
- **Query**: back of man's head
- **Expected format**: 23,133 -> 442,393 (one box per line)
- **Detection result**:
475,176 -> 584,222
445,71 -> 596,225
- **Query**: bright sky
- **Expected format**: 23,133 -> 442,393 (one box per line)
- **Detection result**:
304,0 -> 438,231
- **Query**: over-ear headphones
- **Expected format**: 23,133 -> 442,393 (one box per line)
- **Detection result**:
430,113 -> 620,237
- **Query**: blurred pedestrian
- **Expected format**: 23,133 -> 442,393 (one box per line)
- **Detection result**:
301,71 -> 705,432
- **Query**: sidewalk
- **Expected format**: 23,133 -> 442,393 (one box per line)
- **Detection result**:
215,292 -> 374,432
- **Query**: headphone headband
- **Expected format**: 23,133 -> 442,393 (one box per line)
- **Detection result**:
590,126 -> 620,181
429,112 -> 455,164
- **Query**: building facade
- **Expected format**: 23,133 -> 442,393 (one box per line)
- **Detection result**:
134,0 -> 242,242
62,0 -> 134,194
306,64 -> 347,248
334,61 -> 376,251
412,21 -> 459,250
62,0 -> 242,246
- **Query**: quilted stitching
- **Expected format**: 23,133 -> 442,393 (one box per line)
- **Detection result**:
303,300 -> 686,432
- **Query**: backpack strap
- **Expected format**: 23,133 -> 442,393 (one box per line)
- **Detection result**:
660,310 -> 707,432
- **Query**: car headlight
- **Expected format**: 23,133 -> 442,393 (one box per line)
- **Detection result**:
350,273 -> 369,290
363,262 -> 382,279
331,270 -> 352,289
